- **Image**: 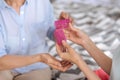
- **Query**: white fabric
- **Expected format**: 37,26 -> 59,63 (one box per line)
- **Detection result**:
110,45 -> 120,80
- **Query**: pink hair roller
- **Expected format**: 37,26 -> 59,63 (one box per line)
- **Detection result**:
55,19 -> 70,29
54,29 -> 66,45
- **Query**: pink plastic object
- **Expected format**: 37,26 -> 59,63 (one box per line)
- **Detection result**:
55,19 -> 70,29
94,69 -> 109,80
54,29 -> 66,45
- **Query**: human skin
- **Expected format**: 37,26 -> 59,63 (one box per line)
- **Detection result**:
56,41 -> 101,80
0,54 -> 72,71
56,12 -> 112,79
64,23 -> 112,74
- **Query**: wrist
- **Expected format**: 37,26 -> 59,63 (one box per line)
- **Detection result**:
39,54 -> 48,63
33,54 -> 45,62
81,38 -> 94,48
74,57 -> 83,66
75,58 -> 85,68
30,54 -> 41,63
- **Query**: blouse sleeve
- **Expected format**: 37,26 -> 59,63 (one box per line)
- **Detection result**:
47,0 -> 55,40
0,25 -> 7,57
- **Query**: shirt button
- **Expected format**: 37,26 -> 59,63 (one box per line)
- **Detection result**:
22,38 -> 25,41
21,11 -> 24,15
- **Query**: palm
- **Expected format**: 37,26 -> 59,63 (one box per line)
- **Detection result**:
61,52 -> 73,62
57,45 -> 81,64
41,54 -> 72,72
69,31 -> 82,44
64,23 -> 90,46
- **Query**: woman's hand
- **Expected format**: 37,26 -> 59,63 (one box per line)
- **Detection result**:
40,54 -> 72,72
56,41 -> 82,65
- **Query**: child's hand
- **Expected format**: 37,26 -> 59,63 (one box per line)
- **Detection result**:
56,41 -> 82,65
59,12 -> 90,46
64,23 -> 90,46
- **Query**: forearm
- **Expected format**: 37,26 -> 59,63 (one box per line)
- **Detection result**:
0,54 -> 40,70
76,59 -> 101,80
82,39 -> 112,74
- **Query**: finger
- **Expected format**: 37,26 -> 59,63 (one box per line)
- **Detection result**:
68,16 -> 74,25
56,44 -> 62,55
63,29 -> 69,34
61,60 -> 70,65
50,62 -> 72,72
69,23 -> 78,31
62,40 -> 71,49
62,64 -> 73,72
51,57 -> 62,67
56,44 -> 67,59
49,64 -> 64,71
61,60 -> 68,66
61,60 -> 72,67
63,30 -> 70,39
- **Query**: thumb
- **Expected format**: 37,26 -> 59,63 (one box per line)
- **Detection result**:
69,23 -> 78,31
62,40 -> 71,50
56,44 -> 63,56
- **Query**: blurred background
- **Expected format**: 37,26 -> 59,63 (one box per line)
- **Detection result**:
48,0 -> 120,80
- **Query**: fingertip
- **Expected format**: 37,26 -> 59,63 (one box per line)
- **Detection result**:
62,40 -> 67,46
